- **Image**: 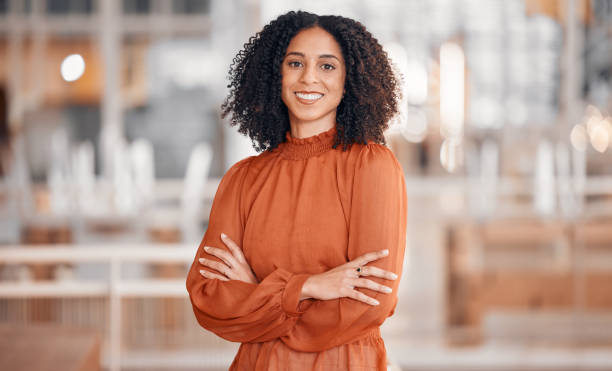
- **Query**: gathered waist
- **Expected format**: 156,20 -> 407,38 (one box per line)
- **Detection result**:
232,327 -> 387,370
357,327 -> 382,342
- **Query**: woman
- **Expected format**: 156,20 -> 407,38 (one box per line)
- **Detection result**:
186,11 -> 407,370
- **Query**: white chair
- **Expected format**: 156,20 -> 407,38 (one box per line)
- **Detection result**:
129,138 -> 155,210
180,142 -> 213,242
71,141 -> 96,215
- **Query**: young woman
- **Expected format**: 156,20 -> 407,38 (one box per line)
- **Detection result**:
186,11 -> 407,370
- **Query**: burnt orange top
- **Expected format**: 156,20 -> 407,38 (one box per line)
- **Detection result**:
186,125 -> 408,370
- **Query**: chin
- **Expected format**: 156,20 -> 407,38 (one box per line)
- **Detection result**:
289,107 -> 338,124
292,113 -> 325,122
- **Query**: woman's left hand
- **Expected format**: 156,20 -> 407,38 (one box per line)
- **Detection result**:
198,232 -> 259,284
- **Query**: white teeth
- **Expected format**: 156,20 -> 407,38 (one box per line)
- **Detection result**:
295,92 -> 323,100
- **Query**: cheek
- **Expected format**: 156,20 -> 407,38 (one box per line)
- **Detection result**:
280,75 -> 291,103
281,71 -> 296,96
328,72 -> 345,90
326,75 -> 345,97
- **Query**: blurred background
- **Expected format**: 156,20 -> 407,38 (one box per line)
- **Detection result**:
0,0 -> 611,370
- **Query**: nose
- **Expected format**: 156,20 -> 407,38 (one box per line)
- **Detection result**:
299,64 -> 318,85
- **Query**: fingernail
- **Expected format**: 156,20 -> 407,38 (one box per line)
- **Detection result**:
383,286 -> 392,293
203,246 -> 210,251
391,273 -> 398,280
220,232 -> 226,239
199,269 -> 206,275
382,249 -> 389,256
198,258 -> 205,264
373,300 -> 380,305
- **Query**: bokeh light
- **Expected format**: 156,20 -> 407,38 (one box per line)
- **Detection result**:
570,124 -> 587,152
401,108 -> 428,143
440,137 -> 464,173
439,42 -> 465,138
60,54 -> 86,82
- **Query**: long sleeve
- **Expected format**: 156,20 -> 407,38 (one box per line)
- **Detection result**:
186,157 -> 311,343
280,144 -> 408,352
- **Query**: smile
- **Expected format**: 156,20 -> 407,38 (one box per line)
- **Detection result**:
295,92 -> 324,101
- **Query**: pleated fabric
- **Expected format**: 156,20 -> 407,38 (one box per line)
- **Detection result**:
186,125 -> 408,370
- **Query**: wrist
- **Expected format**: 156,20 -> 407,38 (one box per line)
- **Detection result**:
299,276 -> 313,301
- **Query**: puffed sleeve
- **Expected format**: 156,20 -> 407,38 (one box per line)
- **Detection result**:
186,157 -> 312,343
280,144 -> 408,352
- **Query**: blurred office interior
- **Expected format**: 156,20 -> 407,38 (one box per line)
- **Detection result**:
1,0 -> 612,370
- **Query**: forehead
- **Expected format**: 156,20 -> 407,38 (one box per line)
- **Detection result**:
286,27 -> 343,60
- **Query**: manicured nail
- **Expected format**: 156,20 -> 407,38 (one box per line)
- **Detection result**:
373,300 -> 380,305
382,249 -> 389,256
383,286 -> 392,293
204,246 -> 210,251
199,269 -> 206,275
220,232 -> 226,239
390,273 -> 398,280
199,258 -> 206,264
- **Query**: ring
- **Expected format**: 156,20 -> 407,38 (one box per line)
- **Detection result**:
356,267 -> 362,275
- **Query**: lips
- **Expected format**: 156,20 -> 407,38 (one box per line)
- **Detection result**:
295,91 -> 324,104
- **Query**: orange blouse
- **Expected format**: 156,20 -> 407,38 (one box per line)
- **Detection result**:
186,126 -> 408,370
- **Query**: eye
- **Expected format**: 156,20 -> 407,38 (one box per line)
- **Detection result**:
321,63 -> 336,71
287,61 -> 302,68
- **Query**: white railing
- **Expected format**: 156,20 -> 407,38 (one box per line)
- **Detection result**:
0,244 -> 199,371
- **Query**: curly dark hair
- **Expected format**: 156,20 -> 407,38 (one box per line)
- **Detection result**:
221,10 -> 399,152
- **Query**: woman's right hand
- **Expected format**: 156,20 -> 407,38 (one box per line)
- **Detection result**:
300,249 -> 398,306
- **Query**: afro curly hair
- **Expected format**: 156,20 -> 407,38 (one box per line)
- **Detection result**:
221,10 -> 400,152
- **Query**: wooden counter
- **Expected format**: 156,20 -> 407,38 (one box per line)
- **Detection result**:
0,324 -> 100,371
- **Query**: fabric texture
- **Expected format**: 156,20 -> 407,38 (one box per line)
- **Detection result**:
186,125 -> 408,370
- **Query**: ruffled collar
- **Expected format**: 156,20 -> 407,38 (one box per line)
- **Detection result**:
279,126 -> 337,160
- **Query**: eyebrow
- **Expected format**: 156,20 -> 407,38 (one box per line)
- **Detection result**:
285,51 -> 341,62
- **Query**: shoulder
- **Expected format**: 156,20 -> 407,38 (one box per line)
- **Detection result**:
225,155 -> 255,176
350,142 -> 403,176
220,148 -> 278,186
218,156 -> 256,190
347,142 -> 407,201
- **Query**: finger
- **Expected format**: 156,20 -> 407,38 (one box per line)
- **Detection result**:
349,249 -> 389,267
358,266 -> 398,281
347,289 -> 379,306
199,258 -> 234,279
352,278 -> 393,294
204,246 -> 239,269
199,269 -> 229,281
220,233 -> 246,264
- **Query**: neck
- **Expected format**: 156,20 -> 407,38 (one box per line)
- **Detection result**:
288,112 -> 337,139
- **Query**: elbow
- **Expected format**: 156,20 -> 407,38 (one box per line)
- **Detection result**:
186,272 -> 201,308
186,278 -> 221,334
371,292 -> 398,325
186,271 -> 195,296
185,269 -> 212,314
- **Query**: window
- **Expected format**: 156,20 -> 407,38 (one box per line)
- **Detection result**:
46,0 -> 94,15
172,0 -> 210,14
123,0 -> 150,14
0,0 -> 31,14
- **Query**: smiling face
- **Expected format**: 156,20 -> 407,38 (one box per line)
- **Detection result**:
281,27 -> 346,133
